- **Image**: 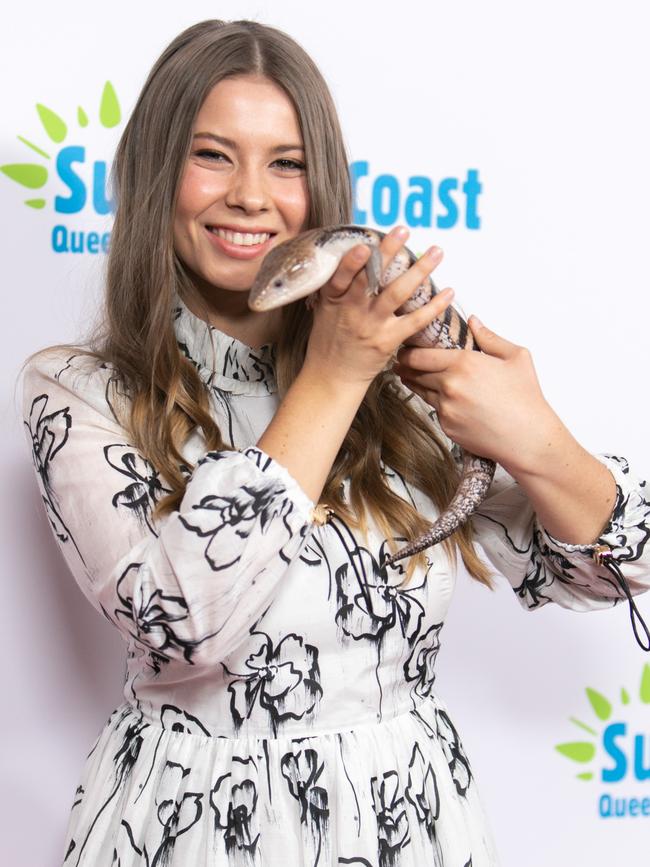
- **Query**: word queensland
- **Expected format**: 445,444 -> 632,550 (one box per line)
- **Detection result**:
351,161 -> 482,231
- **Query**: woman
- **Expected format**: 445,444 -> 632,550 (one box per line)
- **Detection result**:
21,18 -> 650,867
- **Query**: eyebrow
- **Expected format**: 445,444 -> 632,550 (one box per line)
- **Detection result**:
193,132 -> 304,154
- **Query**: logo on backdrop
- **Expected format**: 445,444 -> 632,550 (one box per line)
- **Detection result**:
351,161 -> 482,231
1,82 -> 121,254
555,663 -> 650,819
1,82 -> 482,255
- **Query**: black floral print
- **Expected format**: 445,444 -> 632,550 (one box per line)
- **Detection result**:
333,534 -> 429,718
152,761 -> 204,865
24,393 -> 85,564
179,457 -> 297,570
281,747 -> 330,865
404,742 -> 439,841
159,704 -> 212,737
404,623 -> 443,705
66,708 -> 149,865
334,553 -> 425,646
514,527 -> 581,608
105,443 -> 171,535
111,562 -> 197,664
281,747 -> 329,823
436,710 -> 473,797
223,631 -> 322,735
222,339 -> 276,387
371,770 -> 411,866
111,761 -> 203,867
600,456 -> 650,562
210,756 -> 260,858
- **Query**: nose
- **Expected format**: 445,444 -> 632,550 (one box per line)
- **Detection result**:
224,163 -> 270,214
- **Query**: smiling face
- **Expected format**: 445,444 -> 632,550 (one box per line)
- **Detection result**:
173,75 -> 310,305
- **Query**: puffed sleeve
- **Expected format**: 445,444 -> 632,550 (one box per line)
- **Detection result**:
473,454 -> 650,616
21,350 -> 317,667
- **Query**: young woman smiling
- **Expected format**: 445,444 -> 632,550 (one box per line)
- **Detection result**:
21,18 -> 650,867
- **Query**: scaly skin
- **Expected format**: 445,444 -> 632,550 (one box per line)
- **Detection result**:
248,225 -> 496,566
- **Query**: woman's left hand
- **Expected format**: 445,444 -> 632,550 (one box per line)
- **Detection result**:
393,315 -> 562,473
394,313 -> 618,544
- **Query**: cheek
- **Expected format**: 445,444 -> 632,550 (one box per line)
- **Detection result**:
277,178 -> 310,229
173,168 -> 214,252
173,178 -> 195,246
175,165 -> 219,223
172,202 -> 192,253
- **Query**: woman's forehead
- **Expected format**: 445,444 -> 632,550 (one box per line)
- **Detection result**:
194,76 -> 303,142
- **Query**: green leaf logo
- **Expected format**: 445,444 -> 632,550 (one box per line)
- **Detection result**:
585,688 -> 612,721
641,663 -> 650,703
0,164 -> 47,189
555,666 -> 650,782
99,82 -> 121,128
555,742 -> 596,763
36,104 -> 67,143
1,81 -> 121,211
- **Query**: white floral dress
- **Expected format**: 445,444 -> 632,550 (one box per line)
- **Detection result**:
21,295 -> 650,867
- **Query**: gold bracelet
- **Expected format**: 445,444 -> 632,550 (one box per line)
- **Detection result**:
592,544 -> 612,565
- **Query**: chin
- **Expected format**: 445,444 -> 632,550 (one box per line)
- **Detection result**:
211,276 -> 256,294
190,264 -> 257,296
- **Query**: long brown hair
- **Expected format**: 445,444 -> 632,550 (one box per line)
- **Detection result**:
29,20 -> 492,586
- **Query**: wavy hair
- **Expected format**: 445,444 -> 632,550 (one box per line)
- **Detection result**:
29,19 -> 492,586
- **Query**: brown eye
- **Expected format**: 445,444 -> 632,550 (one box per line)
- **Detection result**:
195,150 -> 228,161
272,158 -> 305,171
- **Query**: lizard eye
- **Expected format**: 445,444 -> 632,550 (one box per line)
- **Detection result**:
273,279 -> 283,287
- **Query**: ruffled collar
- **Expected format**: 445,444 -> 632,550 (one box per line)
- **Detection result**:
172,294 -> 277,395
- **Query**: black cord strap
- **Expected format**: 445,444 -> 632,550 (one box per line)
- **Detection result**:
593,545 -> 650,652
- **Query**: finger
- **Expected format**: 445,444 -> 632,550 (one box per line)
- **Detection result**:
375,245 -> 443,316
324,226 -> 411,301
396,370 -> 441,394
346,225 -> 412,301
323,244 -> 372,299
394,286 -> 455,347
469,315 -> 521,359
396,346 -> 461,373
402,379 -> 439,411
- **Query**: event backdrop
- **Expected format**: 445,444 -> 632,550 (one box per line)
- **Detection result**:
2,1 -> 649,865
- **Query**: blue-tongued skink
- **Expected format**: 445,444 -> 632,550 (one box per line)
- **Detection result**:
248,225 -> 496,567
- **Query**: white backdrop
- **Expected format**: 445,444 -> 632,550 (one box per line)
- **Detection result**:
2,1 -> 649,865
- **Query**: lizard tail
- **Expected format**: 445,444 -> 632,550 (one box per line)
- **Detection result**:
381,451 -> 496,570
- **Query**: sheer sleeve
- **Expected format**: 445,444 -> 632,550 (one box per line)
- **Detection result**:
21,351 -> 317,667
473,454 -> 650,618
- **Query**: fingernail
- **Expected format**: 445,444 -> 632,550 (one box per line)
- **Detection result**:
394,226 -> 409,239
426,246 -> 443,260
470,314 -> 482,328
439,287 -> 454,300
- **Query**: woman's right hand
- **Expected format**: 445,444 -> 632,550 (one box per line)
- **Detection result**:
302,226 -> 454,387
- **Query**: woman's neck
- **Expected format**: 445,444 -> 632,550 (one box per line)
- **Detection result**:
183,281 -> 283,349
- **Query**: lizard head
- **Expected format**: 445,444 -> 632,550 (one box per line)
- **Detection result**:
248,230 -> 331,311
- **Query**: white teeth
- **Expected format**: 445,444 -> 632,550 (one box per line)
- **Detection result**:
210,228 -> 271,246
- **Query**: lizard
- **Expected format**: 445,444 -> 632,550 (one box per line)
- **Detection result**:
248,225 -> 496,568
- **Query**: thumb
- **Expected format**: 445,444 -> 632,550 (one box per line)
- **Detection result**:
469,315 -> 518,359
